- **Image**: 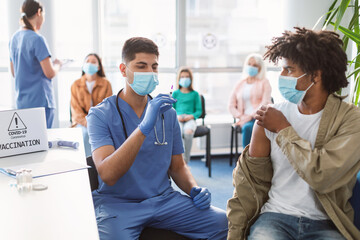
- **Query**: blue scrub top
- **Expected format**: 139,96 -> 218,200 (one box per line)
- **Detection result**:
87,95 -> 184,201
9,29 -> 55,109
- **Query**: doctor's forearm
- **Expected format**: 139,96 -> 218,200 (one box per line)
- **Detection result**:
96,128 -> 145,186
171,166 -> 197,195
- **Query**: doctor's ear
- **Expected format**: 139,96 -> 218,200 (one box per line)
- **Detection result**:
119,63 -> 127,77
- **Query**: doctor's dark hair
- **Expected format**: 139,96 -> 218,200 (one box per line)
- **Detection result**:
81,53 -> 106,77
122,37 -> 159,63
264,27 -> 348,94
176,67 -> 194,91
21,0 -> 43,31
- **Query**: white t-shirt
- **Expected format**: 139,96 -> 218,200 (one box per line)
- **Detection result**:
86,80 -> 95,94
261,101 -> 328,220
242,82 -> 254,115
86,81 -> 95,106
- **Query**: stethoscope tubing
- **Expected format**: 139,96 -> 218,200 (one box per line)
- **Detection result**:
115,89 -> 167,145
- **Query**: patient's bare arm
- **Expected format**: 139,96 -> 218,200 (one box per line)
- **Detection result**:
249,122 -> 270,157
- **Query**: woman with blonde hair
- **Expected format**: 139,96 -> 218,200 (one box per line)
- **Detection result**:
172,67 -> 202,164
228,53 -> 272,148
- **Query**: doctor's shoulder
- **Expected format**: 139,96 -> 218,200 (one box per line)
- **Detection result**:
88,96 -> 116,119
164,106 -> 178,123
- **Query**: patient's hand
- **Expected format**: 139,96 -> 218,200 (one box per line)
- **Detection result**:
183,114 -> 194,122
234,115 -> 252,127
255,105 -> 290,133
178,115 -> 185,122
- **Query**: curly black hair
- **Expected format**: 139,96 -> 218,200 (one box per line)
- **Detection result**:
264,27 -> 348,94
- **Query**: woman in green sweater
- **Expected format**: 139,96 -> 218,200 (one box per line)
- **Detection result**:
172,67 -> 202,163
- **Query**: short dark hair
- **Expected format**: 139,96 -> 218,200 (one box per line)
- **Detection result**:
82,53 -> 106,77
122,37 -> 159,63
21,0 -> 43,31
264,27 -> 348,94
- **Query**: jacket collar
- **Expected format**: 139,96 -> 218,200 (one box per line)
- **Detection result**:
79,74 -> 105,88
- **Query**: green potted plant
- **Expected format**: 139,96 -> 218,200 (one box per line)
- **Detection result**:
316,0 -> 360,105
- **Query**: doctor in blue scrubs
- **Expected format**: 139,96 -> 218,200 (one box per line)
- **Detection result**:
9,0 -> 62,128
87,37 -> 228,240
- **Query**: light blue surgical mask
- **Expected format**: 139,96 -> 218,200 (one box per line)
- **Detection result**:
179,77 -> 191,88
246,65 -> 259,77
127,68 -> 159,96
278,73 -> 314,104
82,63 -> 99,75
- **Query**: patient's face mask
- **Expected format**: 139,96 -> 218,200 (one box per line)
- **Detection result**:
82,63 -> 99,75
179,77 -> 191,88
126,66 -> 159,96
246,65 -> 259,77
278,73 -> 314,104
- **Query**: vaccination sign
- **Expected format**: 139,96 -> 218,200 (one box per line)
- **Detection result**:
0,108 -> 48,157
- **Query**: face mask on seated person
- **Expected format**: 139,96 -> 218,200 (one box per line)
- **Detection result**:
179,77 -> 191,88
83,63 -> 99,75
246,65 -> 259,77
278,73 -> 314,104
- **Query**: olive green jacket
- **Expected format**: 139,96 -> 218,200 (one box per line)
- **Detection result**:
227,94 -> 360,240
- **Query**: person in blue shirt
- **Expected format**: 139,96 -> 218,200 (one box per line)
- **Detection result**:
87,37 -> 228,240
9,0 -> 62,128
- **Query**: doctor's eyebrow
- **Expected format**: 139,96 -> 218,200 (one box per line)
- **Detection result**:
134,62 -> 158,67
134,61 -> 148,66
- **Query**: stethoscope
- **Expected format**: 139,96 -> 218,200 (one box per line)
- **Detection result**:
116,89 -> 167,145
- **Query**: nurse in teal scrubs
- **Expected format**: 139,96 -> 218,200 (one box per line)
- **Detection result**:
9,0 -> 62,128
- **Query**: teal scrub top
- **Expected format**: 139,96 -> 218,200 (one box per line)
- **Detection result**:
87,95 -> 184,201
9,29 -> 55,109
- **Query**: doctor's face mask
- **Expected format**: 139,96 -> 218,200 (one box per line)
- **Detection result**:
126,66 -> 159,96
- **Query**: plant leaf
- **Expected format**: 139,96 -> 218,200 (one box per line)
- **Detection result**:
354,0 -> 359,34
334,0 -> 351,30
347,67 -> 360,79
354,75 -> 360,106
337,25 -> 360,44
323,9 -> 339,30
323,0 -> 339,28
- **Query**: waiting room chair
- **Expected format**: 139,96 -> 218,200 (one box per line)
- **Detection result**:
350,170 -> 360,230
229,119 -> 241,167
86,156 -> 192,240
193,95 -> 212,177
229,97 -> 274,166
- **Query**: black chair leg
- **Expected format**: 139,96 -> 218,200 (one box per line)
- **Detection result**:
235,127 -> 239,162
206,131 -> 211,177
230,126 -> 234,166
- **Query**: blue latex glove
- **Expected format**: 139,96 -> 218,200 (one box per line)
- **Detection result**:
190,186 -> 211,210
138,94 -> 176,136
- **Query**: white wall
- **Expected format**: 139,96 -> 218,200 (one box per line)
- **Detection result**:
283,0 -> 332,30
